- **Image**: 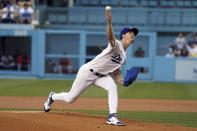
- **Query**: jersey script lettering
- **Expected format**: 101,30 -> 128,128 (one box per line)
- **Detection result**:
111,53 -> 122,64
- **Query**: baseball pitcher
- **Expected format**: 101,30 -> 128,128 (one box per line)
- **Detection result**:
44,7 -> 139,126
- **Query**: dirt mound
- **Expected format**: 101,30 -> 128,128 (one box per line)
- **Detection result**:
1,96 -> 197,131
1,111 -> 197,131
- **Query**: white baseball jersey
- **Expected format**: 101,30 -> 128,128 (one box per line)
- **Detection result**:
85,39 -> 126,74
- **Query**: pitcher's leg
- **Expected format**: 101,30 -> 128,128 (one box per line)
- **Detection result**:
52,65 -> 95,103
94,76 -> 123,126
94,76 -> 118,114
52,75 -> 92,103
44,65 -> 95,112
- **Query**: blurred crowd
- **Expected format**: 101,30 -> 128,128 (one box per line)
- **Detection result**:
0,50 -> 30,71
46,52 -> 73,74
0,0 -> 34,24
166,33 -> 197,58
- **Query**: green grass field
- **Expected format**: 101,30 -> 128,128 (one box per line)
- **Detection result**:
0,79 -> 197,127
0,79 -> 197,99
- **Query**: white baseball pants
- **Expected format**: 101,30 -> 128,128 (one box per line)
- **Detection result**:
52,64 -> 118,114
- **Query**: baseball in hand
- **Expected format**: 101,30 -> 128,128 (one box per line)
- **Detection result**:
105,6 -> 111,12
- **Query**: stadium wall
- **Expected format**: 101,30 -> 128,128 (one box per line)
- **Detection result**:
0,28 -> 196,83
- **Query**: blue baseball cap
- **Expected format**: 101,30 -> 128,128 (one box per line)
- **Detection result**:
6,3 -> 11,7
120,27 -> 139,39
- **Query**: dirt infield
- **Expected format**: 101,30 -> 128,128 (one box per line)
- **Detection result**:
1,111 -> 197,131
0,96 -> 197,131
0,96 -> 197,112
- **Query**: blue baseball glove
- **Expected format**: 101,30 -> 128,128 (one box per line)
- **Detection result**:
123,67 -> 140,87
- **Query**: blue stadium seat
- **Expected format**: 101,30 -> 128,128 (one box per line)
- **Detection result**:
166,12 -> 181,25
120,0 -> 129,6
149,0 -> 157,7
168,0 -> 176,7
177,1 -> 184,7
149,12 -> 165,25
128,12 -> 148,25
88,11 -> 105,24
110,0 -> 120,6
48,14 -> 57,23
192,1 -> 197,7
112,11 -> 127,25
101,0 -> 110,6
89,0 -> 99,6
139,0 -> 148,7
68,10 -> 87,24
182,12 -> 197,25
184,1 -> 191,7
57,15 -> 67,23
81,0 -> 89,6
160,0 -> 168,7
129,0 -> 138,6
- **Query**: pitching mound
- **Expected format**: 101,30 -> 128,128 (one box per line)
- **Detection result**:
0,111 -> 197,131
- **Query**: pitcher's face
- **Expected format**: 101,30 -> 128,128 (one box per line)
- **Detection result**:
123,31 -> 135,44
